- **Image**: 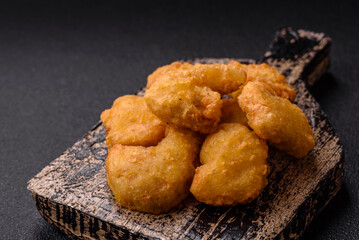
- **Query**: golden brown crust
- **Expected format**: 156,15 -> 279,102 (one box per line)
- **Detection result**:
106,126 -> 200,214
145,76 -> 223,134
147,62 -> 247,95
220,98 -> 248,126
103,61 -> 314,214
238,82 -> 315,158
145,62 -> 247,133
228,61 -> 296,101
100,95 -> 166,149
191,63 -> 247,95
147,61 -> 193,88
190,123 -> 269,206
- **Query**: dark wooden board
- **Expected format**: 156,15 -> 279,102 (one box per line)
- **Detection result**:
27,27 -> 343,240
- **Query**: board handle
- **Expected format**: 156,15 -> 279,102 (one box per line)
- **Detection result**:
261,27 -> 331,86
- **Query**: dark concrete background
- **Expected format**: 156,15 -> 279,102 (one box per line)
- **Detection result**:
0,1 -> 358,239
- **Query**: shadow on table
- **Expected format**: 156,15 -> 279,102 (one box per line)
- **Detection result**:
32,218 -> 71,240
302,185 -> 351,239
307,72 -> 339,103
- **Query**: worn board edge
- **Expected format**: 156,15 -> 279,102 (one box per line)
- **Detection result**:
263,27 -> 343,239
29,127 -> 344,240
27,27 -> 344,240
275,152 -> 344,239
31,193 -> 148,240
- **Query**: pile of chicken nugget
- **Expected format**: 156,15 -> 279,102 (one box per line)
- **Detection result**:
101,61 -> 315,214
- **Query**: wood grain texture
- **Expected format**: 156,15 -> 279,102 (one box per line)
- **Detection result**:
27,28 -> 343,240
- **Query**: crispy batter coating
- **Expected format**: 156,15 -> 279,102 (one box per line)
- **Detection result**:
221,98 -> 248,126
190,123 -> 269,206
192,63 -> 247,95
101,95 -> 166,149
145,76 -> 222,134
147,62 -> 247,95
106,126 -> 200,214
102,61 -> 314,213
228,61 -> 296,101
145,62 -> 247,133
147,61 -> 193,88
238,82 -> 315,158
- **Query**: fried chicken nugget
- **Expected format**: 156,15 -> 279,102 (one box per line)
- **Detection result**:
221,98 -> 248,126
191,63 -> 247,95
145,63 -> 247,133
147,62 -> 247,95
106,126 -> 200,214
101,95 -> 166,149
238,82 -> 315,158
147,61 -> 193,88
190,123 -> 269,206
145,76 -> 222,134
228,61 -> 296,101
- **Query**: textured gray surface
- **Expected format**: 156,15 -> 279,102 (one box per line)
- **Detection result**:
0,1 -> 358,239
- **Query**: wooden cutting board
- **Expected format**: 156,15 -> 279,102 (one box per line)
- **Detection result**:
27,27 -> 343,240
